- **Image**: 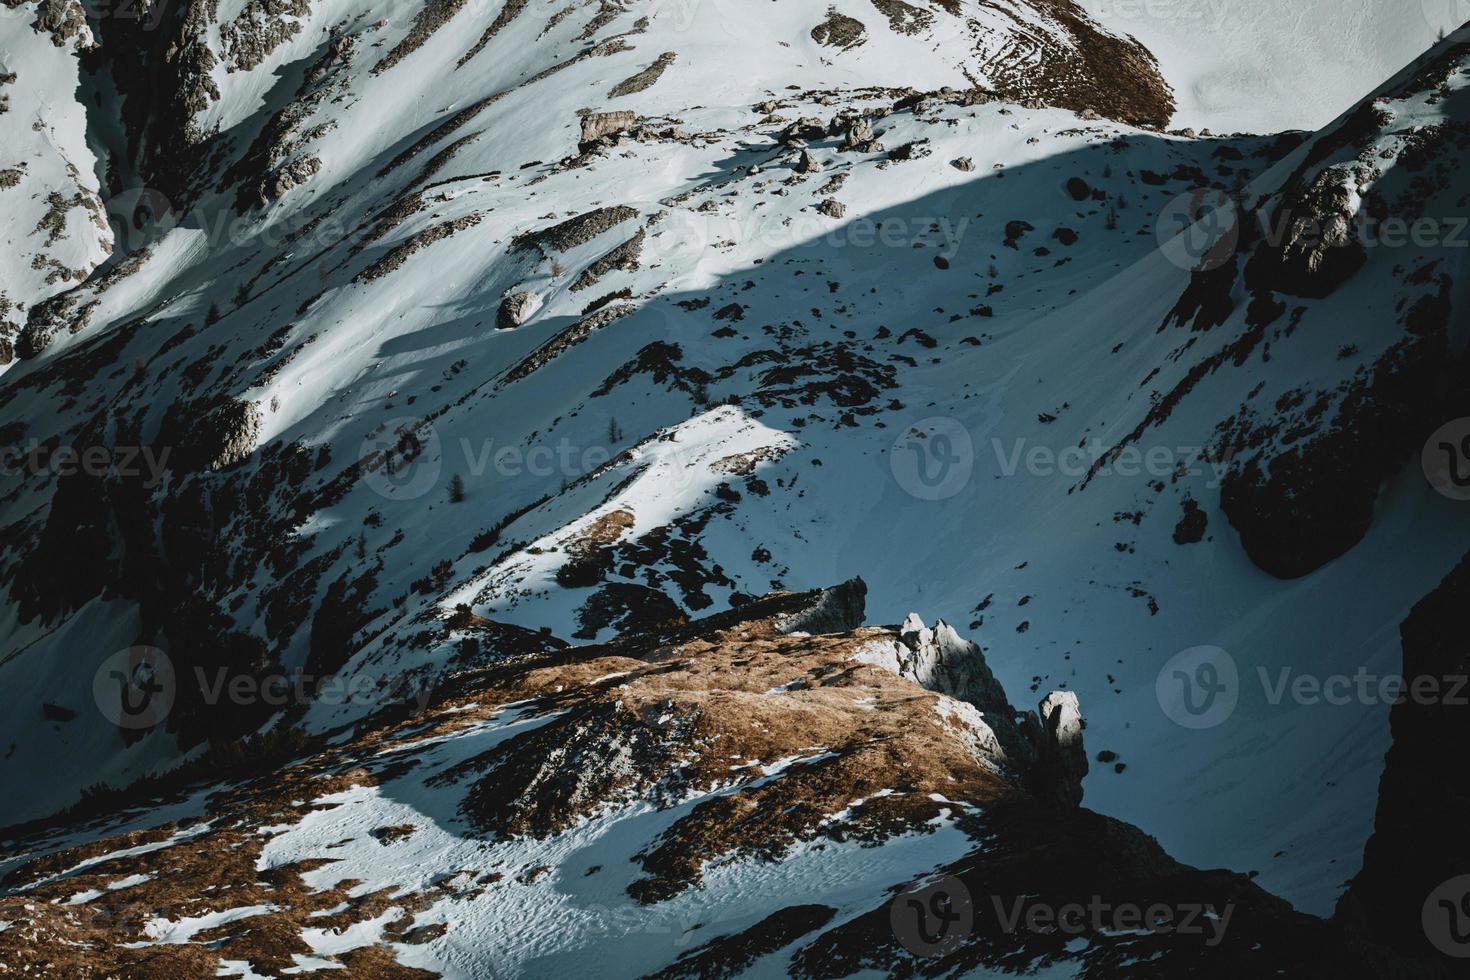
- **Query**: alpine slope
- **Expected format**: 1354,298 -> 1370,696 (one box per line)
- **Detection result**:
0,0 -> 1467,975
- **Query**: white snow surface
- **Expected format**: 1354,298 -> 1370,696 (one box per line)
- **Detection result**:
1080,0 -> 1457,133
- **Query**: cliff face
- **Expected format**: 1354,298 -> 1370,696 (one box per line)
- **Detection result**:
1335,551 -> 1470,973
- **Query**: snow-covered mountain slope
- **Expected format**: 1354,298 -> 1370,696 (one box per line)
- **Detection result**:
0,7 -> 111,361
0,0 -> 1467,973
0,585 -> 1407,977
1079,0 -> 1455,134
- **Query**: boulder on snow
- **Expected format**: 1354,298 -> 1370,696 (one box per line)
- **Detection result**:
496,291 -> 542,330
840,116 -> 881,153
816,198 -> 846,219
772,577 -> 868,635
783,116 -> 827,143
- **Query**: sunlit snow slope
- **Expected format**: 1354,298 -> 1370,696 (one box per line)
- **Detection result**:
1080,0 -> 1457,133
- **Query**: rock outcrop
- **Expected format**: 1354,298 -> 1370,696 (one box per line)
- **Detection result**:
1036,690 -> 1088,807
1247,167 -> 1368,298
579,109 -> 636,151
496,289 -> 541,330
0,582 -> 1389,976
177,398 -> 262,472
852,612 -> 1087,805
1335,550 -> 1470,974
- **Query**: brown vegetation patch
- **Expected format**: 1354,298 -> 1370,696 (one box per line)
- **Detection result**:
0,764 -> 439,977
973,0 -> 1175,129
423,592 -> 1024,901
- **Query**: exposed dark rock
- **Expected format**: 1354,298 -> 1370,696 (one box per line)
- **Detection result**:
355,214 -> 483,282
501,304 -> 637,386
41,703 -> 76,722
771,577 -> 868,635
1035,690 -> 1088,807
871,0 -> 933,35
840,116 -> 880,152
514,206 -> 639,254
1220,286 -> 1457,578
1335,550 -> 1470,972
609,52 -> 675,98
1173,497 -> 1208,544
647,905 -> 838,980
810,8 -> 867,50
456,0 -> 530,68
1247,167 -> 1368,298
176,398 -> 262,472
571,230 -> 645,291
